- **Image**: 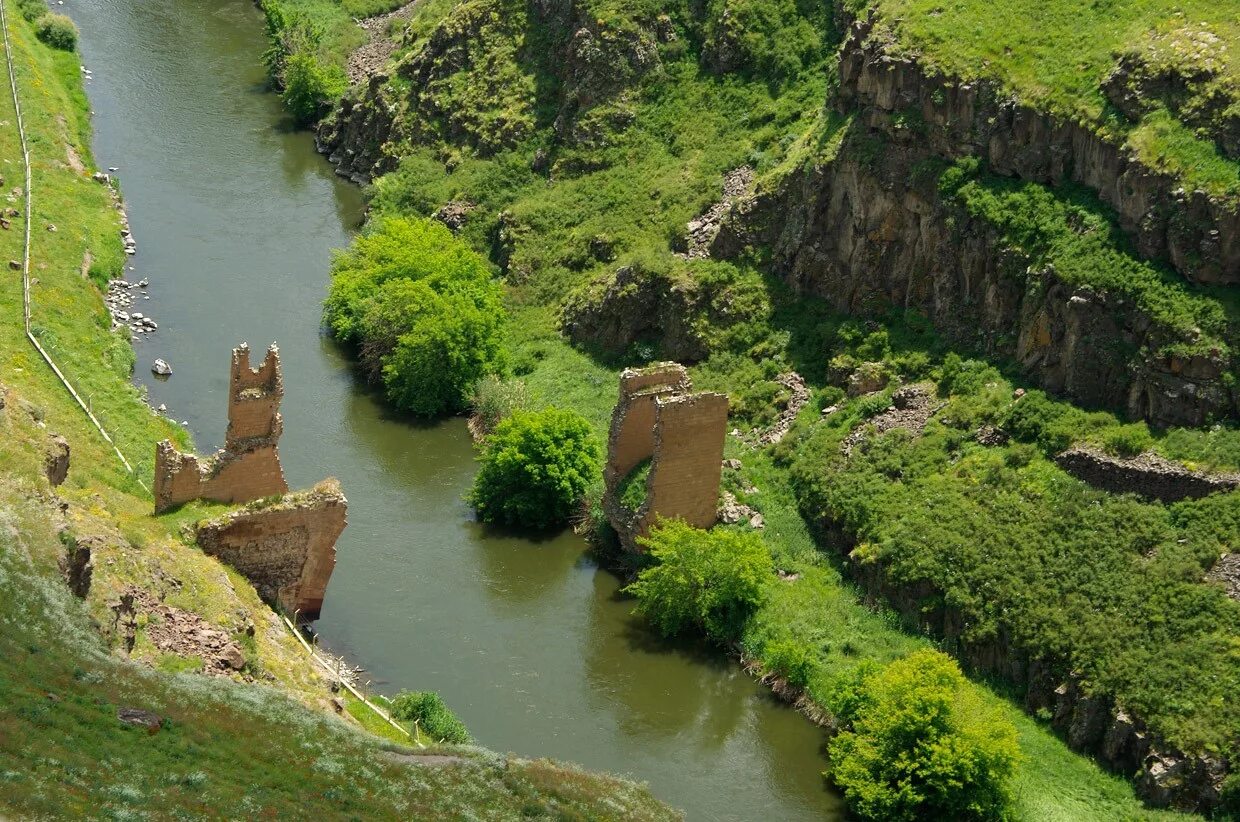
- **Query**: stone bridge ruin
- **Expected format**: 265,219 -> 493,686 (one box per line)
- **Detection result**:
602,363 -> 729,549
153,343 -> 344,620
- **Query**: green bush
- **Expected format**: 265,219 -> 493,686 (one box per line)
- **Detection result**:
325,216 -> 506,416
763,637 -> 817,689
1001,390 -> 1079,453
35,13 -> 77,50
626,520 -> 774,643
827,650 -> 1020,821
390,690 -> 471,744
617,458 -> 652,511
468,408 -> 601,529
15,0 -> 47,22
281,50 -> 344,125
1102,423 -> 1154,458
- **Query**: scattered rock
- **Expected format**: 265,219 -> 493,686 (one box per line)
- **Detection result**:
118,587 -> 248,676
753,372 -> 811,445
842,384 -> 942,456
846,362 -> 890,397
718,491 -> 763,529
1207,554 -> 1240,602
679,166 -> 754,259
975,424 -> 1009,446
151,359 -> 172,376
432,199 -> 475,232
722,458 -> 742,470
117,707 -> 163,734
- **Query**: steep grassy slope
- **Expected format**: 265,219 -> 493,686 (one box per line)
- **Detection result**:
0,5 -> 675,817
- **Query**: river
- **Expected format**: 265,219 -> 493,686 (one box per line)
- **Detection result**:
66,0 -> 841,817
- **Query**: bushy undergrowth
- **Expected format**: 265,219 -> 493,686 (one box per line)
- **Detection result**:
34,13 -> 77,51
469,407 -> 601,529
390,690 -> 471,744
467,374 -> 530,436
940,159 -> 1237,361
259,0 -> 350,124
827,650 -> 1021,821
626,520 -> 774,643
790,391 -> 1240,756
324,216 -> 506,416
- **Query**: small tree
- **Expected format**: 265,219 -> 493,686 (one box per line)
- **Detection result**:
827,650 -> 1021,821
390,690 -> 470,744
281,50 -> 343,125
625,520 -> 773,643
469,408 -> 601,529
35,13 -> 77,50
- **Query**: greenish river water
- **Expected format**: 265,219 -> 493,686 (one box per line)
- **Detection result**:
67,0 -> 841,817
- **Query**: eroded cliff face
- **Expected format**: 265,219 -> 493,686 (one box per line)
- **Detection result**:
711,11 -> 1240,427
833,14 -> 1240,287
719,135 -> 1237,427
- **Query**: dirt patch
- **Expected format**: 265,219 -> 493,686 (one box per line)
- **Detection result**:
116,587 -> 247,675
842,384 -> 942,456
1207,554 -> 1240,602
348,2 -> 420,85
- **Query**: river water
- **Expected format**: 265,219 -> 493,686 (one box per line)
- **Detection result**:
67,0 -> 840,817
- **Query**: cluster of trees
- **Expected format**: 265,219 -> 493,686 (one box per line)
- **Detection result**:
258,0 -> 346,125
324,216 -> 507,417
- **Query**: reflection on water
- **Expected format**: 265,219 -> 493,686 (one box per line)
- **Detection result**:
68,0 -> 842,816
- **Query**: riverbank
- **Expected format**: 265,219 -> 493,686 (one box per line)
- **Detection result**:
0,2 -> 675,816
278,0 -> 1238,815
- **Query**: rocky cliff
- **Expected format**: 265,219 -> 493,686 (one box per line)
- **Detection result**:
713,12 -> 1239,427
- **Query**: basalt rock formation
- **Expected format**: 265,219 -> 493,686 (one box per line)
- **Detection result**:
602,363 -> 728,549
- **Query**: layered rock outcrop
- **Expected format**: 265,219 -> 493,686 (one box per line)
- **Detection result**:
833,13 -> 1239,286
1055,447 -> 1240,502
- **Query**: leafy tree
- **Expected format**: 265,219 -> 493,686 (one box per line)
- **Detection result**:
324,216 -> 506,416
827,650 -> 1021,821
469,408 -> 601,529
281,51 -> 343,125
390,690 -> 471,744
625,520 -> 773,643
35,13 -> 77,50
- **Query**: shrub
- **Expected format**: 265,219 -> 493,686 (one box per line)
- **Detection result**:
1002,390 -> 1078,453
15,0 -> 47,23
468,375 -> 529,436
763,637 -> 817,689
625,520 -> 774,643
390,691 -> 470,744
617,459 -> 652,511
469,408 -> 601,530
325,216 -> 506,416
827,650 -> 1020,821
1102,423 -> 1153,458
35,13 -> 77,50
281,50 -> 343,125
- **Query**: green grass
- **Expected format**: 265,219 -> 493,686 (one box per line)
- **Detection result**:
0,7 -> 676,818
853,0 -> 1240,197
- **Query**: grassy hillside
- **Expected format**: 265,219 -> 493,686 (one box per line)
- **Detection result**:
0,3 -> 675,817
850,0 -> 1240,198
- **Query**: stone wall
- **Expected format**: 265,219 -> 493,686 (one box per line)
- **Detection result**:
1055,447 -> 1240,502
602,363 -> 728,548
154,343 -> 289,513
195,481 -> 346,620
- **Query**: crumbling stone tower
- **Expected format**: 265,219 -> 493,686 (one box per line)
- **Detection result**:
154,344 -> 289,513
226,342 -> 283,446
602,362 -> 729,549
152,343 -> 345,620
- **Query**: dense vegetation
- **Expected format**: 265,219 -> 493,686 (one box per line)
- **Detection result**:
391,690 -> 472,744
626,520 -> 774,643
469,407 -> 601,529
266,0 -> 1239,815
324,216 -> 507,416
827,650 -> 1021,821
